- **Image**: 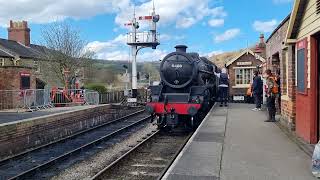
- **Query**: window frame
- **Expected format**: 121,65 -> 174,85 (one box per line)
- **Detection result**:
20,72 -> 31,90
233,66 -> 256,87
0,58 -> 4,66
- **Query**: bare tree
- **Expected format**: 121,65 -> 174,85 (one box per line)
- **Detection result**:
41,22 -> 94,85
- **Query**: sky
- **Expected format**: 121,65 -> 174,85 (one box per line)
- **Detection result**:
0,0 -> 293,61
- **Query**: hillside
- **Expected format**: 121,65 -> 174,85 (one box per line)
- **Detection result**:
209,51 -> 240,68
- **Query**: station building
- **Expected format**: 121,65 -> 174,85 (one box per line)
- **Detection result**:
284,0 -> 320,144
0,20 -> 67,91
226,49 -> 265,100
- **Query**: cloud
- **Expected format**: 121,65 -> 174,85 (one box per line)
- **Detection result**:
201,50 -> 224,57
85,34 -> 167,61
115,1 -> 227,29
214,28 -> 240,43
0,0 -> 227,30
253,19 -> 278,33
0,0 -> 130,27
208,19 -> 224,27
273,0 -> 293,4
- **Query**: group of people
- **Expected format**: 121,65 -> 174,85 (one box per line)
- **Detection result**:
251,69 -> 280,122
216,67 -> 280,122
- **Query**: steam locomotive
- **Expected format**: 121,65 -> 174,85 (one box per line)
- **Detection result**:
146,45 -> 219,130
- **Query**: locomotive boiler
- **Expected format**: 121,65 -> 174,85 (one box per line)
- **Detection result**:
146,45 -> 219,130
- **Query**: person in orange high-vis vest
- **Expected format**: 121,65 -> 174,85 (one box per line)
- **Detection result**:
264,69 -> 279,122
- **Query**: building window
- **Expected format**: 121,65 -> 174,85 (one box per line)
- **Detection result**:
20,72 -> 31,89
235,68 -> 253,85
0,58 -> 4,66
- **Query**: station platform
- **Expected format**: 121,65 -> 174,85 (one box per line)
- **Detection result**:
162,103 -> 315,180
0,105 -> 98,124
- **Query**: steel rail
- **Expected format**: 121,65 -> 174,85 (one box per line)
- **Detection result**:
157,133 -> 193,180
0,109 -> 144,165
7,113 -> 150,180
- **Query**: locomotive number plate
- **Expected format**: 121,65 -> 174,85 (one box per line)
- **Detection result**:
233,96 -> 244,101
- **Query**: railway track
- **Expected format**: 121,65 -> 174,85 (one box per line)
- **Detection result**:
0,110 -> 151,180
91,130 -> 192,180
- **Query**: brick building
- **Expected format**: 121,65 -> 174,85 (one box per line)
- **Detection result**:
0,21 -> 63,91
226,49 -> 265,99
285,0 -> 320,144
265,15 -> 296,130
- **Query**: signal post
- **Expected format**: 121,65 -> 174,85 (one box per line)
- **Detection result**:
125,4 -> 160,102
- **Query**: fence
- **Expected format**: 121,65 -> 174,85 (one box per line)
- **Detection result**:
99,89 -> 149,104
51,89 -> 100,106
0,90 -> 25,110
0,89 -> 100,111
0,88 -> 149,111
99,91 -> 125,104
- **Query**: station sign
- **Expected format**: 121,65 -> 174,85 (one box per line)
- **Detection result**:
236,61 -> 252,66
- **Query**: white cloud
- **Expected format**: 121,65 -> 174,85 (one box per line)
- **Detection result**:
201,50 -> 224,57
176,17 -> 196,28
214,28 -> 240,43
115,1 -> 227,29
85,33 -> 167,61
253,19 -> 278,33
273,0 -> 293,4
0,0 -> 130,27
0,0 -> 227,30
208,18 -> 224,27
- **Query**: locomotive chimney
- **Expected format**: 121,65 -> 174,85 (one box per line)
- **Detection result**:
175,45 -> 188,53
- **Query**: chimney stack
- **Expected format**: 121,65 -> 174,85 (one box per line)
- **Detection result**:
8,20 -> 31,46
175,45 -> 188,53
259,33 -> 265,44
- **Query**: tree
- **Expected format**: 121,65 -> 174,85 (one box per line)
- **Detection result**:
41,22 -> 94,85
142,63 -> 160,81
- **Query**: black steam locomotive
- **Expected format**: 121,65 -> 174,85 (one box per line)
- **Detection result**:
146,45 -> 219,130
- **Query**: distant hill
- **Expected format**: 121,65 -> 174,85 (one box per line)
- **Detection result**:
209,51 -> 241,68
84,60 -> 160,88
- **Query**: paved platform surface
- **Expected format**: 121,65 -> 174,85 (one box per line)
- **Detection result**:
163,103 -> 315,180
0,106 -> 97,124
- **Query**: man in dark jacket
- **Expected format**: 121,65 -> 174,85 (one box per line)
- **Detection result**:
252,70 -> 263,111
215,68 -> 229,107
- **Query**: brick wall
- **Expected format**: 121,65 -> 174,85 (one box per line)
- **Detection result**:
280,45 -> 296,130
0,66 -> 36,109
0,66 -> 36,90
0,105 -> 142,159
265,18 -> 297,130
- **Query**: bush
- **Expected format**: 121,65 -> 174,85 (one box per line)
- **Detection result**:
85,83 -> 107,94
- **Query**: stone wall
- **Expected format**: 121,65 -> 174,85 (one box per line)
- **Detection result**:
0,105 -> 142,159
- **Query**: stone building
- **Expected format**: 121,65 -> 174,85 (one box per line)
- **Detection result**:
285,0 -> 320,144
265,15 -> 296,131
0,21 -> 64,91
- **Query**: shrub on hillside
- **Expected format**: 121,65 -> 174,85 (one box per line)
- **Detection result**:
85,83 -> 107,94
